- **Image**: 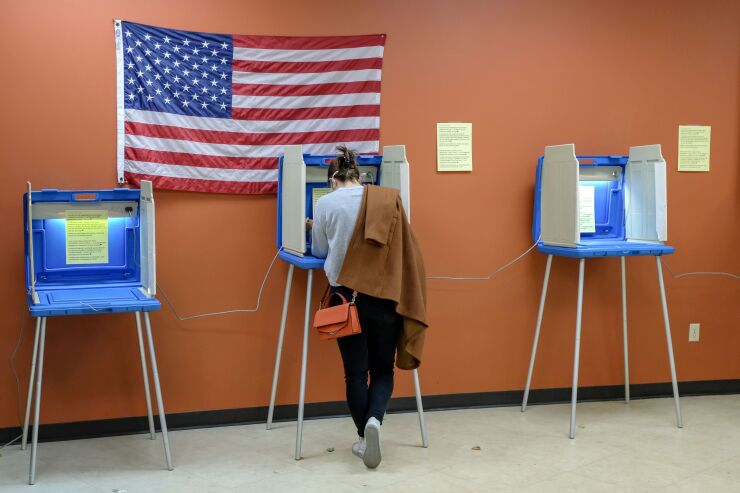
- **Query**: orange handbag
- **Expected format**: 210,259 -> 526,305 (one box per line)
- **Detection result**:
313,287 -> 362,340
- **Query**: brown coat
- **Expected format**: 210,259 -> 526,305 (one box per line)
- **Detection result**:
337,185 -> 428,370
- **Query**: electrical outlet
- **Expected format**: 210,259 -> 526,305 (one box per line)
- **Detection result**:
689,323 -> 700,342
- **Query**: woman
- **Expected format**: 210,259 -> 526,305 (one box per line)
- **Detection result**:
308,145 -> 403,469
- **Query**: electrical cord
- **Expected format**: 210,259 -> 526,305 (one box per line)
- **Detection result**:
2,320 -> 26,450
427,239 -> 540,281
157,248 -> 282,321
662,261 -> 739,281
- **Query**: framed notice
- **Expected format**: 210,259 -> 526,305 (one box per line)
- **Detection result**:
437,123 -> 472,172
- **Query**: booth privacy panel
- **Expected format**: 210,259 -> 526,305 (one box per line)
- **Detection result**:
625,144 -> 667,242
540,144 -> 580,246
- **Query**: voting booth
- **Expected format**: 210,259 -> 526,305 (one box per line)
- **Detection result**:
22,183 -> 172,484
267,145 -> 428,460
521,144 -> 682,439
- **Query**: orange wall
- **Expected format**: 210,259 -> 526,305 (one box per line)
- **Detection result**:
1,0 -> 738,429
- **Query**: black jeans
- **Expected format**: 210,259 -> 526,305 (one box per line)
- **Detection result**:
331,286 -> 402,437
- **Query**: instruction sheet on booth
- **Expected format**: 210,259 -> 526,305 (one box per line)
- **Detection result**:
65,210 -> 109,264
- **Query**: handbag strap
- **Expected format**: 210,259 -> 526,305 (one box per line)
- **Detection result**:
319,286 -> 358,308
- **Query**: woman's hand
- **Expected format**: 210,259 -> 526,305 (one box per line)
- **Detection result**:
306,218 -> 313,231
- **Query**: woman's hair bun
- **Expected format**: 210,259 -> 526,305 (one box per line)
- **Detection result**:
335,144 -> 357,169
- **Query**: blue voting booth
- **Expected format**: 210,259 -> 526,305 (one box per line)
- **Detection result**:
521,144 -> 682,439
267,145 -> 428,460
22,182 -> 172,484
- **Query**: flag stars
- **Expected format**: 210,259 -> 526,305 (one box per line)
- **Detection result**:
128,93 -> 135,101
154,42 -> 161,50
200,101 -> 208,109
201,40 -> 209,48
211,49 -> 218,56
173,45 -> 180,53
145,64 -> 152,72
144,48 -> 152,56
211,64 -> 218,71
154,57 -> 162,65
126,47 -> 134,54
145,79 -> 153,86
126,61 -> 134,69
210,79 -> 218,87
183,54 -> 190,62
163,52 -> 171,59
135,55 -> 143,62
210,94 -> 217,102
183,39 -> 190,46
183,69 -> 190,77
173,75 -> 181,83
137,70 -> 144,77
220,87 -> 227,95
192,47 -> 200,55
127,77 -> 135,85
163,35 -> 170,44
201,55 -> 208,63
221,42 -> 228,49
173,60 -> 180,68
200,86 -> 208,94
146,94 -> 154,102
144,33 -> 151,41
125,30 -> 132,38
163,82 -> 171,89
135,40 -> 142,47
163,67 -> 171,74
182,100 -> 190,107
164,97 -> 171,104
155,88 -> 162,95
220,57 -> 227,64
192,78 -> 200,85
220,102 -> 227,110
220,72 -> 227,79
137,86 -> 144,94
154,73 -> 162,81
191,93 -> 199,100
192,63 -> 199,70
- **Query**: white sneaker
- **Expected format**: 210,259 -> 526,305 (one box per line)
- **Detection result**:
352,437 -> 366,459
363,417 -> 382,468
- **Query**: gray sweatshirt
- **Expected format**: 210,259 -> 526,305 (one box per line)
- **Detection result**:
311,186 -> 364,286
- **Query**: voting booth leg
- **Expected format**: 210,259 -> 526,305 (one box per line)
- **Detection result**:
21,317 -> 42,451
28,317 -> 47,485
656,257 -> 683,429
135,312 -> 156,440
621,257 -> 630,404
412,368 -> 429,448
522,254 -> 553,412
569,259 -> 585,439
143,312 -> 174,470
295,269 -> 313,460
267,264 -> 295,430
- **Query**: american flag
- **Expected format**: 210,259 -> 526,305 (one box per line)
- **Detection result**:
114,20 -> 385,194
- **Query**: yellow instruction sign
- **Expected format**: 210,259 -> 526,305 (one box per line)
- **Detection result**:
312,187 -> 331,213
437,123 -> 473,172
678,125 -> 711,172
65,210 -> 109,264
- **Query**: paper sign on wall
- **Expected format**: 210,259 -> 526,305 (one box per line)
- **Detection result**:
578,185 -> 596,233
437,123 -> 472,172
678,125 -> 711,172
312,187 -> 331,213
65,210 -> 109,264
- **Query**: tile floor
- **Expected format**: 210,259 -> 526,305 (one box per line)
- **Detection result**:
1,395 -> 740,492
